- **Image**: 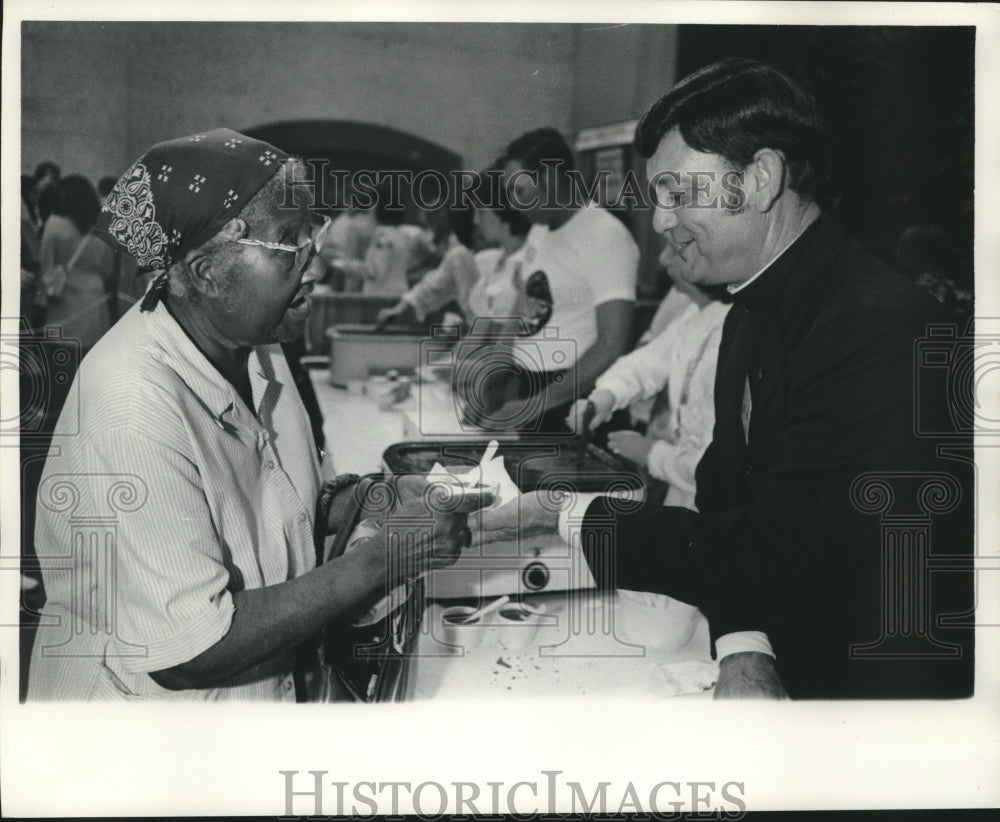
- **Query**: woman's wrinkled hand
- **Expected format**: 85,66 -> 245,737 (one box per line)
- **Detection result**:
382,489 -> 493,580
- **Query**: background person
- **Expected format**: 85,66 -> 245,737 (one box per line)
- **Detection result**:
97,175 -> 118,199
318,179 -> 418,292
567,240 -> 733,655
489,127 -> 639,433
465,161 -> 532,321
20,175 -> 44,324
569,242 -> 731,512
33,160 -> 62,226
39,174 -> 118,352
375,190 -> 481,328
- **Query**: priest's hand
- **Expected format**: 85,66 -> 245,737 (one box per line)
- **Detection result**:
469,489 -> 567,544
714,652 -> 788,700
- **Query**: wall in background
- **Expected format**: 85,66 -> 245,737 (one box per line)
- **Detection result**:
572,23 -> 677,131
21,22 -> 575,179
675,25 -> 975,285
571,24 -> 679,294
21,22 -> 678,181
20,21 -> 679,298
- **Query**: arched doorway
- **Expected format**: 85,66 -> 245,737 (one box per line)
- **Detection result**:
242,119 -> 463,218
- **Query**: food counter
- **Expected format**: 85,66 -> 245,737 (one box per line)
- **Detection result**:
309,367 -> 717,701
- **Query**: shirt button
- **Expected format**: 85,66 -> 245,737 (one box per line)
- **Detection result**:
265,460 -> 276,470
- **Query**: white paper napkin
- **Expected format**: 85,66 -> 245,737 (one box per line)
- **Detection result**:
427,439 -> 521,508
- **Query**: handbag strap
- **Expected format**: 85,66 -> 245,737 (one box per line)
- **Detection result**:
65,232 -> 92,269
321,474 -> 375,563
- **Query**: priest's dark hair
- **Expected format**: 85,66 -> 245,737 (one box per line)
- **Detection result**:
635,58 -> 829,201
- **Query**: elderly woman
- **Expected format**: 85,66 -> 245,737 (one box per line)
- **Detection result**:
27,130 -> 487,702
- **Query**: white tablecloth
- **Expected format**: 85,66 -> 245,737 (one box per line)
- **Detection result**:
407,590 -> 717,700
311,370 -> 517,475
311,372 -> 408,475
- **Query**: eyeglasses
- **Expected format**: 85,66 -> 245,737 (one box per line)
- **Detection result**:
235,215 -> 332,273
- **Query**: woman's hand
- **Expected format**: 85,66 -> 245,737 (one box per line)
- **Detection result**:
394,472 -> 429,504
381,489 -> 493,581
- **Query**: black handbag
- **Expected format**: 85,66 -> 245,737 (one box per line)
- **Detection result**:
321,474 -> 426,702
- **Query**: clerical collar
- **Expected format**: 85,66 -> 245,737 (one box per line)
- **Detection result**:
729,214 -> 821,293
727,215 -> 824,313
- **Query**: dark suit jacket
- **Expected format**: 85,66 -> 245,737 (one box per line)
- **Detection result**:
582,216 -> 974,699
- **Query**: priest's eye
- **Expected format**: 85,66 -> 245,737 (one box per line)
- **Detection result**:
658,189 -> 687,208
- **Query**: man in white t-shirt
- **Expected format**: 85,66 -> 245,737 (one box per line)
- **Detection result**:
494,128 -> 639,432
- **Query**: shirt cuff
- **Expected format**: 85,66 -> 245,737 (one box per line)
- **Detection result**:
400,293 -> 425,320
715,631 -> 775,660
645,438 -> 677,482
593,293 -> 637,306
591,379 -> 630,413
556,492 -> 605,543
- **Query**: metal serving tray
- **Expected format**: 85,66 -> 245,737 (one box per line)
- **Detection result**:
382,438 -> 645,495
383,439 -> 646,601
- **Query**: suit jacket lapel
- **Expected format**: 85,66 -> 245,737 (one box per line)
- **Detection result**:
737,217 -> 850,445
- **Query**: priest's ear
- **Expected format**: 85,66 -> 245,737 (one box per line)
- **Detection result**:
745,148 -> 787,212
184,218 -> 246,299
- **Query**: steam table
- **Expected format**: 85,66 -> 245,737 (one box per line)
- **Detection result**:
310,370 -> 717,700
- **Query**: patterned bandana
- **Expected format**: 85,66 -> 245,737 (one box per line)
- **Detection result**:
96,128 -> 290,276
